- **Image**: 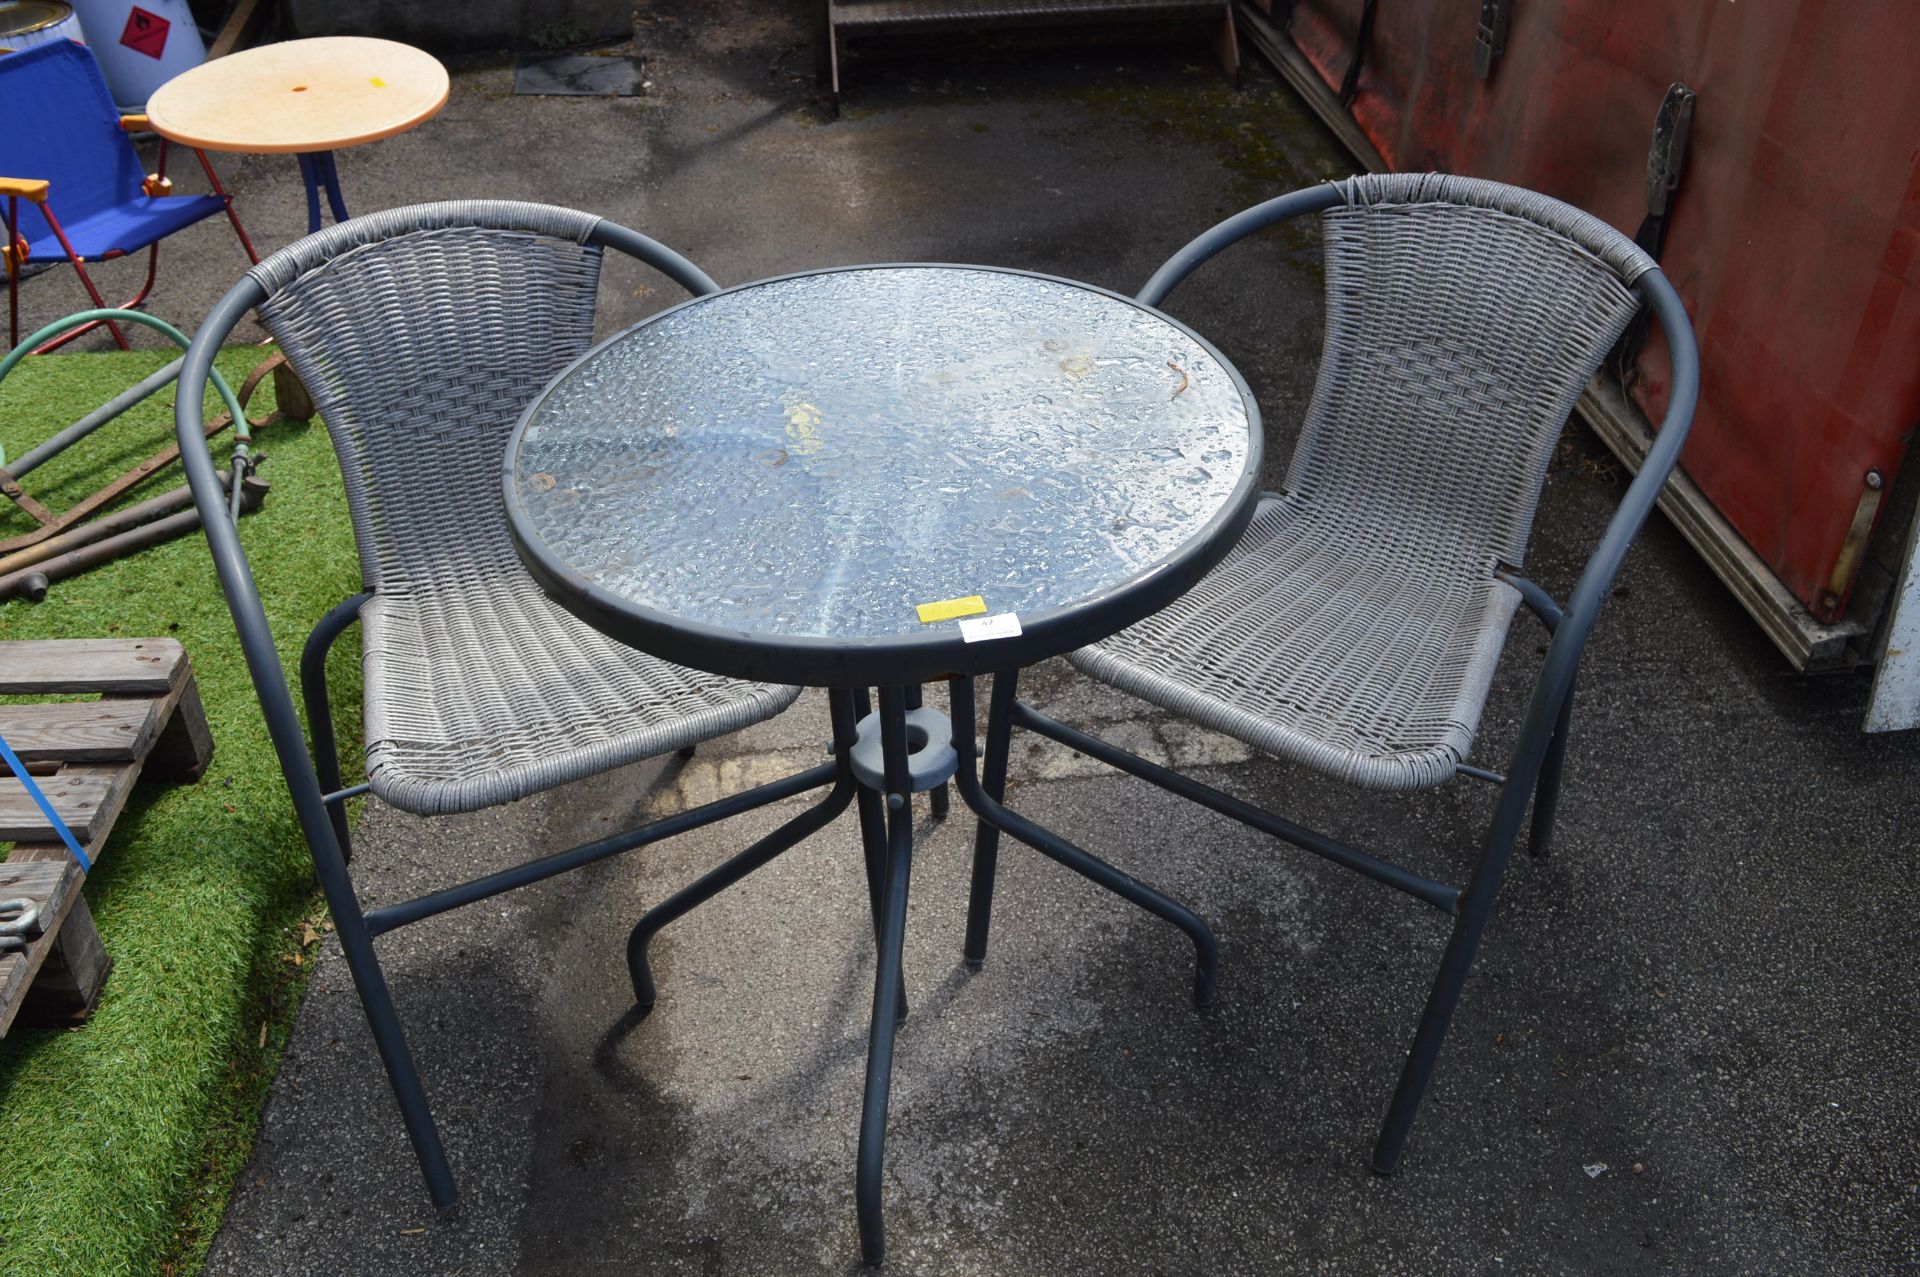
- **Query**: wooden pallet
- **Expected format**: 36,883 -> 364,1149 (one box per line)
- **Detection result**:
0,638 -> 213,1037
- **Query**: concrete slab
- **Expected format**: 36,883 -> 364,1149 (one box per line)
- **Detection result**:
513,53 -> 647,97
26,3 -> 1909,1274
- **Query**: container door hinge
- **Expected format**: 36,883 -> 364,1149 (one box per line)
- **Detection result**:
1637,82 -> 1697,258
1474,0 -> 1510,80
1613,82 -> 1698,385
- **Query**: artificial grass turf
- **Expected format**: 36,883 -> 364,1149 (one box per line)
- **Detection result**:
0,345 -> 362,1277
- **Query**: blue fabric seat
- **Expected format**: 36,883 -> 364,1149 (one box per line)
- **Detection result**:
22,193 -> 229,261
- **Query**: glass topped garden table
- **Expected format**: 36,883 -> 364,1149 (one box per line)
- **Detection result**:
504,264 -> 1260,1263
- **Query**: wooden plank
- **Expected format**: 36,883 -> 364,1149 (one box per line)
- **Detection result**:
0,638 -> 185,696
0,764 -> 140,845
206,0 -> 265,60
0,699 -> 160,764
0,861 -> 73,912
140,674 -> 215,782
0,859 -> 85,1038
5,843 -> 76,864
16,898 -> 112,1028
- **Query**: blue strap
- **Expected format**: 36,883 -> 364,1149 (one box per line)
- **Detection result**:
0,728 -> 92,872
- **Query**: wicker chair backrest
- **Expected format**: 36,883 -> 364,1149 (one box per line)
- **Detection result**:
248,201 -> 606,593
1293,173 -> 1656,569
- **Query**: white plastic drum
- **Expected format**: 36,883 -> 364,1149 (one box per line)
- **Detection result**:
0,2 -> 86,54
68,0 -> 203,110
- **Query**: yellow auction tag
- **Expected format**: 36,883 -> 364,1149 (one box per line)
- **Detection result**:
916,595 -> 988,624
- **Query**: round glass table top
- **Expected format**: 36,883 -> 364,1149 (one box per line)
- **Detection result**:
506,265 -> 1261,686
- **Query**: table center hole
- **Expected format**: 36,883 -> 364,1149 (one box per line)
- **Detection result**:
291,85 -> 308,92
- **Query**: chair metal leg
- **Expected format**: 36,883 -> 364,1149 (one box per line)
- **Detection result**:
952,677 -> 1218,1007
5,195 -> 132,352
1372,784 -> 1533,1173
962,669 -> 1018,968
5,194 -> 18,351
52,258 -> 131,351
856,686 -> 916,1265
301,592 -> 370,863
301,797 -> 457,1207
28,249 -> 154,354
191,146 -> 261,265
1527,685 -> 1574,858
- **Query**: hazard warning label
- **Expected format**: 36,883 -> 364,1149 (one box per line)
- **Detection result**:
119,6 -> 171,60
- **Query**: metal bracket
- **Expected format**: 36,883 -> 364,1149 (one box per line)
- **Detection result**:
1645,82 -> 1697,223
1338,0 -> 1378,105
1474,0 -> 1510,80
1614,81 -> 1699,381
1818,469 -> 1886,621
0,896 -> 42,952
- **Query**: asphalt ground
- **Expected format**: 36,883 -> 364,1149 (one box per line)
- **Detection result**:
13,3 -> 1917,1274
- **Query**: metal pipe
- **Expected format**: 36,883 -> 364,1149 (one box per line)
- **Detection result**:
363,759 -> 840,938
302,591 -> 373,861
0,476 -> 267,601
953,680 -> 1222,1007
1011,700 -> 1462,916
7,357 -> 186,478
625,771 -> 856,1008
0,471 -> 234,577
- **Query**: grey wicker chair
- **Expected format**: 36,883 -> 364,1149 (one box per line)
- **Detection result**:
960,174 -> 1700,1173
172,202 -> 809,1210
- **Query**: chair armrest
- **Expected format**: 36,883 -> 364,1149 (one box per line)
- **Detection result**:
1503,267 -> 1700,774
0,178 -> 50,204
120,114 -> 151,132
1136,183 -> 1347,308
176,277 -> 346,858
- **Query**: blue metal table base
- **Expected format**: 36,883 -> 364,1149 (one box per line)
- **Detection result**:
623,678 -> 1214,1265
295,151 -> 351,234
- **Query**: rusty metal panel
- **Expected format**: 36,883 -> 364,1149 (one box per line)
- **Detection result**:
1283,0 -> 1920,623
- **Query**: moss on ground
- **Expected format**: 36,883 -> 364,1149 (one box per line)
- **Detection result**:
0,346 -> 361,1277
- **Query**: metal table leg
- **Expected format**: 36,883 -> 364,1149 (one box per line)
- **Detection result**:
295,150 -> 352,235
854,684 -> 917,1265
625,691 -> 862,1006
952,673 -> 1220,1008
614,687 -> 923,1263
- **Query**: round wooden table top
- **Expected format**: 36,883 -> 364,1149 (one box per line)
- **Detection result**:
146,37 -> 448,154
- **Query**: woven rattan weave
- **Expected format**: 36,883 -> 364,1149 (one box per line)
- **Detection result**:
1072,174 -> 1654,790
249,202 -> 798,815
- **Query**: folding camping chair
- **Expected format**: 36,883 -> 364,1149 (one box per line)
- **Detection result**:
1,38 -> 257,353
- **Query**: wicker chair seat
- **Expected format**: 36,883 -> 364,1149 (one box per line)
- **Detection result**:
1071,492 -> 1519,792
1073,173 -> 1651,795
362,574 -> 799,816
